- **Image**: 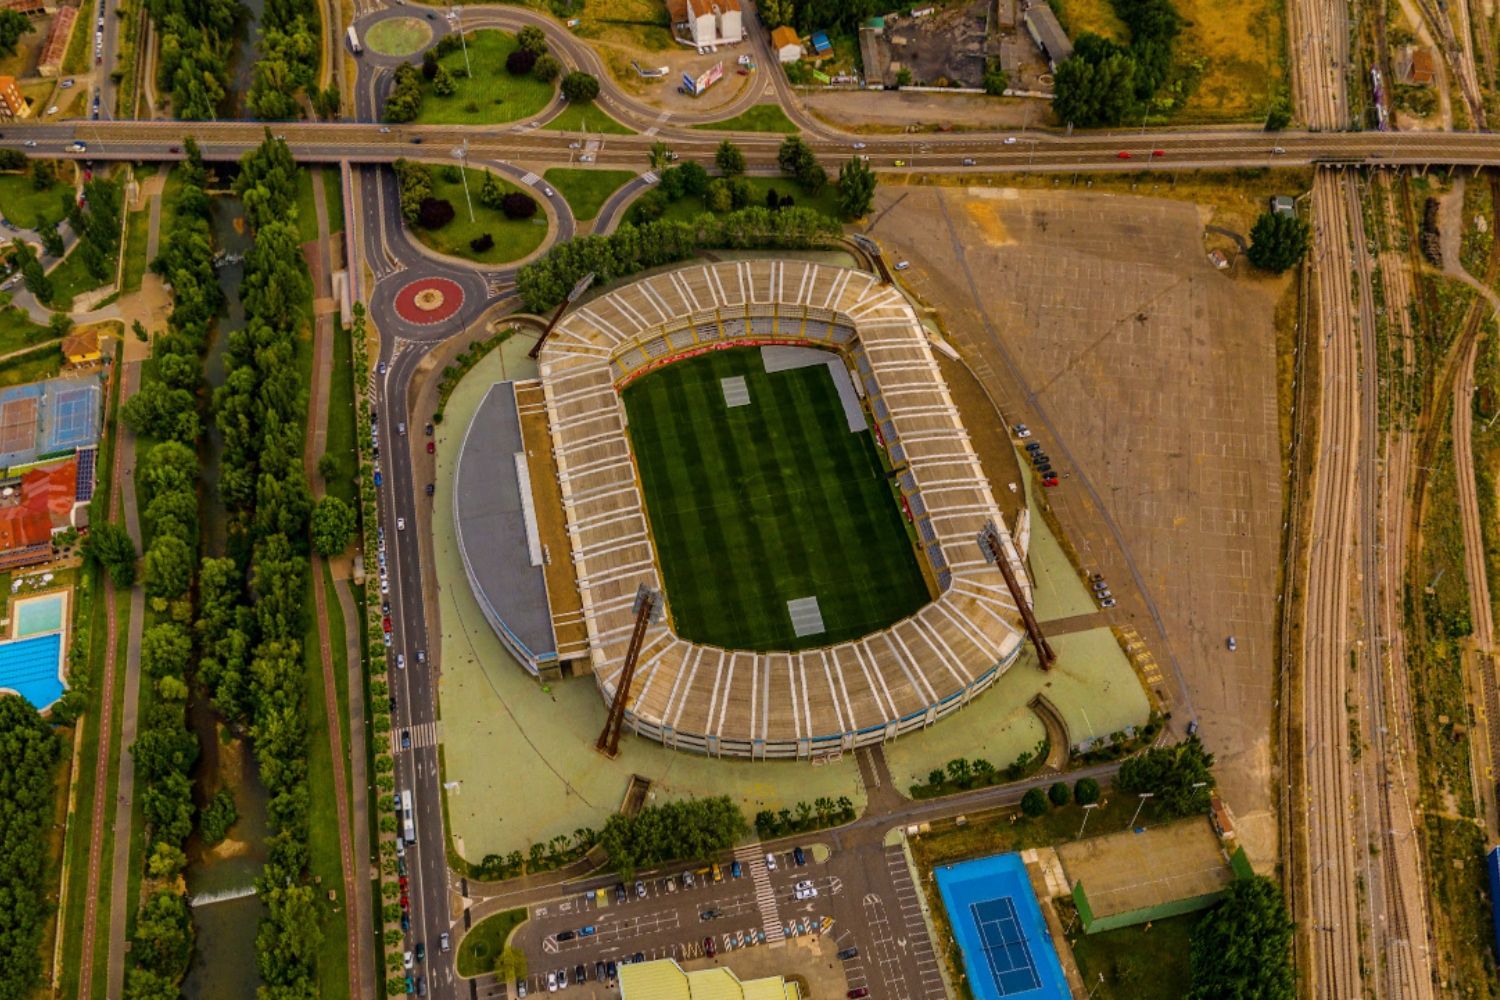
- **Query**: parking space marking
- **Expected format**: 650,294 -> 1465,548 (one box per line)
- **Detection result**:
885,846 -> 947,998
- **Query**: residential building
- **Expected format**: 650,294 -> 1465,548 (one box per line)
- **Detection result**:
0,506 -> 53,569
61,327 -> 100,365
669,0 -> 741,47
1023,3 -> 1072,71
1,0 -> 51,18
770,25 -> 802,63
0,75 -> 26,119
37,3 -> 77,78
1271,195 -> 1296,217
618,959 -> 800,1000
1395,45 -> 1436,85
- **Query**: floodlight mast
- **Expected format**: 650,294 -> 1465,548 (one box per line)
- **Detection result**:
977,521 -> 1056,669
595,585 -> 663,758
528,271 -> 598,360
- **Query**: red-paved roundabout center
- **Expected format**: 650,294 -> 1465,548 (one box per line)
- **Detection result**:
394,276 -> 465,325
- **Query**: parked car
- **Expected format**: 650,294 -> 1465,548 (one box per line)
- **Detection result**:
635,880 -> 647,898
838,947 -> 860,960
1013,423 -> 1031,438
793,846 -> 806,865
426,441 -> 435,454
730,860 -> 742,878
764,852 -> 777,872
704,937 -> 715,957
1226,635 -> 1237,652
1116,151 -> 1132,159
396,653 -> 405,669
893,260 -> 911,271
546,971 -> 557,992
401,729 -> 411,749
1100,597 -> 1117,608
414,942 -> 424,962
575,964 -> 587,984
606,960 -> 617,980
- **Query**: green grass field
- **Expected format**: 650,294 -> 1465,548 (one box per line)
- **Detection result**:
0,174 -> 68,230
414,30 -> 557,126
541,168 -> 634,222
541,101 -> 635,135
457,907 -> 527,977
635,176 -> 842,226
409,166 -> 549,264
692,104 -> 797,133
622,348 -> 927,651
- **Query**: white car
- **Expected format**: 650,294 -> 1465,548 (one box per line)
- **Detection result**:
794,884 -> 817,900
547,971 -> 557,992
378,126 -> 391,133
568,141 -> 581,149
1004,136 -> 1018,144
396,653 -> 406,669
47,106 -> 58,116
397,517 -> 406,531
380,578 -> 390,594
580,153 -> 595,163
543,187 -> 554,197
764,852 -> 777,872
1226,636 -> 1237,652
893,261 -> 910,271
851,141 -> 866,150
21,140 -> 35,147
60,79 -> 75,89
404,951 -> 413,969
1013,423 -> 1031,439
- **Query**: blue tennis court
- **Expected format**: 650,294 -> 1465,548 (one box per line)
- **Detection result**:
44,383 -> 101,452
935,853 -> 1069,1000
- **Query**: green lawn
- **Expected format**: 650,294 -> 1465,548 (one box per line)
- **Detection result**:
541,168 -> 634,222
364,15 -> 432,57
0,298 -> 53,354
62,7 -> 90,76
0,174 -> 69,229
638,176 -> 842,226
1068,911 -> 1199,999
0,341 -> 61,387
541,101 -> 635,135
693,104 -> 797,133
122,209 -> 149,293
322,168 -> 345,234
295,169 -> 320,243
622,348 -> 927,651
47,244 -> 114,311
457,908 -> 527,978
413,30 -> 557,125
324,319 -> 357,505
409,166 -> 549,264
304,571 -> 351,1000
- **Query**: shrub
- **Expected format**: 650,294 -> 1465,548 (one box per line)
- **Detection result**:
1020,787 -> 1048,817
561,71 -> 600,102
418,197 -> 455,230
506,47 -> 537,75
533,53 -> 562,82
500,191 -> 538,220
470,233 -> 494,253
1048,781 -> 1071,807
1074,777 -> 1101,805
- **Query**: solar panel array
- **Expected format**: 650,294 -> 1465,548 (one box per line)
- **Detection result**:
74,446 -> 96,502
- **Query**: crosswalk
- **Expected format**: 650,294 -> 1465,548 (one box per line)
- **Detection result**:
520,171 -> 541,187
734,843 -> 784,944
391,720 -> 438,754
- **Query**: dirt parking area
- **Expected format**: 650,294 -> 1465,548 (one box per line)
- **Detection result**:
864,184 -> 1283,869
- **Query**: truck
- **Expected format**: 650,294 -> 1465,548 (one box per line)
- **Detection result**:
346,25 -> 362,55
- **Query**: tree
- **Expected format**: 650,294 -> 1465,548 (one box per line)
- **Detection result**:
506,46 -> 537,75
1073,777 -> 1102,805
648,141 -> 674,171
38,222 -> 64,258
533,52 -> 562,82
676,161 -> 710,197
470,233 -> 494,252
144,535 -> 194,600
1264,99 -> 1292,130
561,71 -> 600,102
500,191 -> 539,220
633,189 -> 667,222
895,66 -> 912,87
1052,44 -> 1138,127
517,24 -> 547,55
1117,736 -> 1216,817
982,57 -> 1008,96
777,135 -> 813,175
1020,787 -> 1048,817
837,155 -> 876,220
1186,877 -> 1294,1000
1247,210 -> 1310,273
29,159 -> 54,191
199,787 -> 239,844
433,65 -> 457,97
705,178 -> 734,213
1048,781 -> 1071,807
418,197 -> 455,230
310,495 -> 356,556
715,139 -> 746,177
0,695 -> 60,998
422,48 -> 439,80
83,521 -> 138,586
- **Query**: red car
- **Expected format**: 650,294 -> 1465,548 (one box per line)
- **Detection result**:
848,991 -> 870,999
400,894 -> 410,910
1116,151 -> 1132,159
1043,475 -> 1060,488
1151,149 -> 1166,157
399,876 -> 409,890
703,937 -> 715,957
426,441 -> 435,454
382,616 -> 392,632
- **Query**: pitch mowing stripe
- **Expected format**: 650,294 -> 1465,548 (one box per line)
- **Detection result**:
622,347 -> 928,652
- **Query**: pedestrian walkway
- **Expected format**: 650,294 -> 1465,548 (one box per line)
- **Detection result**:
392,720 -> 438,753
734,843 -> 784,946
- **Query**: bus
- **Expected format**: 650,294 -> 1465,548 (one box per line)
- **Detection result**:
347,25 -> 362,56
399,791 -> 417,845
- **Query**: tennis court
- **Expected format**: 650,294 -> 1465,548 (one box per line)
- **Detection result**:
46,383 -> 101,451
0,377 -> 102,469
935,853 -> 1069,1000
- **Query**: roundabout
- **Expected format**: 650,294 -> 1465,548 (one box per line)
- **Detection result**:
363,16 -> 433,57
394,276 -> 465,325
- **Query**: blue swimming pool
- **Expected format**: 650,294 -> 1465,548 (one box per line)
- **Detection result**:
0,632 -> 64,709
934,853 -> 1070,1000
14,592 -> 65,637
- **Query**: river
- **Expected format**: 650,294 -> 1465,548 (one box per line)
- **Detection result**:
182,193 -> 268,1000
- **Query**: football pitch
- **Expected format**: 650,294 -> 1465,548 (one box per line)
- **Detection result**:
622,347 -> 930,652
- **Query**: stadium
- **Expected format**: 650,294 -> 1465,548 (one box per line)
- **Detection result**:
456,259 -> 1029,759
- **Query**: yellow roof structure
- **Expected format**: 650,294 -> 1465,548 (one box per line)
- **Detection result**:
618,959 -> 800,1000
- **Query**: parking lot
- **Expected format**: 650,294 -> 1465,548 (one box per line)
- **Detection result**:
466,839 -> 947,1000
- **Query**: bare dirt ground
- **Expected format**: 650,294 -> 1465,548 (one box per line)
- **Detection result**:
867,184 -> 1285,869
801,89 -> 1047,132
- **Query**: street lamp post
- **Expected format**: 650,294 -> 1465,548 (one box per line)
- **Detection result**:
452,140 -> 475,223
1129,791 -> 1154,829
451,6 -> 472,78
1076,802 -> 1098,840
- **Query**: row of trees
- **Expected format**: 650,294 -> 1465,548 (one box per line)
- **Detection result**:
753,796 -> 855,837
0,696 -> 62,1000
515,205 -> 841,312
248,0 -> 331,119
1052,0 -> 1184,127
505,23 -> 561,82
122,141 -> 221,1000
757,0 -> 883,36
911,742 -> 1050,798
1186,876 -> 1294,999
1019,777 -> 1102,816
476,827 -> 597,881
214,134 -> 324,996
147,0 -> 243,119
598,797 -> 747,878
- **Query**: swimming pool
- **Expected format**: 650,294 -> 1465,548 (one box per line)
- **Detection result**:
14,591 -> 65,637
0,632 -> 64,709
934,853 -> 1070,1000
